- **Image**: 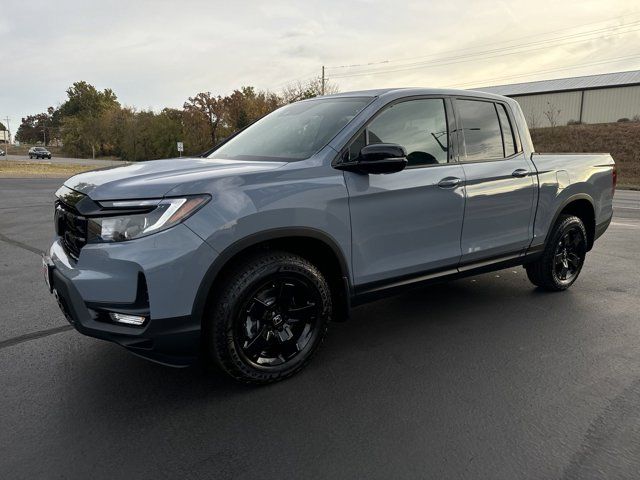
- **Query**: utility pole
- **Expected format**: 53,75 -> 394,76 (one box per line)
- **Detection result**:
321,66 -> 325,96
3,117 -> 10,154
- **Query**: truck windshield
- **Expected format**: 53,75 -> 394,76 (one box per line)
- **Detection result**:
208,97 -> 372,161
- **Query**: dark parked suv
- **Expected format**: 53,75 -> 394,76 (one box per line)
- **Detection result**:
29,146 -> 52,159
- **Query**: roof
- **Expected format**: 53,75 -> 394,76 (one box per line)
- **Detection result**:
324,88 -> 397,97
324,87 -> 510,101
477,69 -> 640,96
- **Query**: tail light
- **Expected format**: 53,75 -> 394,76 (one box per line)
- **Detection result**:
612,165 -> 617,195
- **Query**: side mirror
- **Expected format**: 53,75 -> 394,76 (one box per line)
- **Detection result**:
336,143 -> 408,174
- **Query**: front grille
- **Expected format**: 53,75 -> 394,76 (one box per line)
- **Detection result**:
55,200 -> 87,259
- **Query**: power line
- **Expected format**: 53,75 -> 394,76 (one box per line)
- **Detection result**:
447,53 -> 640,89
326,60 -> 390,70
265,12 -> 640,92
326,12 -> 640,72
330,21 -> 640,79
270,71 -> 320,90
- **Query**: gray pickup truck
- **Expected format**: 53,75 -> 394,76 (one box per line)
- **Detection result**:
44,88 -> 616,383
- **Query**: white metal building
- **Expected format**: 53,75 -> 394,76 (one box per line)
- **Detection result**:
478,70 -> 640,128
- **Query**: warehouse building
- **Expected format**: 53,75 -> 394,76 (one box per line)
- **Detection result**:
479,69 -> 640,128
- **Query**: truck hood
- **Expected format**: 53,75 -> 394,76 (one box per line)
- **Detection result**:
64,157 -> 287,200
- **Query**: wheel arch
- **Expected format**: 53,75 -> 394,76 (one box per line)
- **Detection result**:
546,194 -> 596,250
192,228 -> 352,332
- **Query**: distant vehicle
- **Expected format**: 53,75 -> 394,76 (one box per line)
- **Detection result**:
0,148 -> 5,156
44,88 -> 616,384
29,147 -> 52,159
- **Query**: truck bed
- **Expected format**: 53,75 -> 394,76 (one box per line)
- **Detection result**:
529,152 -> 615,250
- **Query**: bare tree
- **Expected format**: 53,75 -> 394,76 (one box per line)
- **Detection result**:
527,112 -> 540,130
281,77 -> 339,104
543,102 -> 561,128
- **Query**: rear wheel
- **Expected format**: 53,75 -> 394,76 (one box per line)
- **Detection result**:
206,251 -> 332,384
525,215 -> 587,291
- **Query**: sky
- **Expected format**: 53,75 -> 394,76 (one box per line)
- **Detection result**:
1,0 -> 639,131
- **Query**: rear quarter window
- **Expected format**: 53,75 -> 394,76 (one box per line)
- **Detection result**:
497,104 -> 517,156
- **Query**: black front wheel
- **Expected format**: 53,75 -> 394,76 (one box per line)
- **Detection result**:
525,214 -> 588,291
206,251 -> 331,384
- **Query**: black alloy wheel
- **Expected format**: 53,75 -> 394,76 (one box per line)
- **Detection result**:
207,251 -> 331,384
525,214 -> 588,291
235,275 -> 322,368
552,226 -> 586,284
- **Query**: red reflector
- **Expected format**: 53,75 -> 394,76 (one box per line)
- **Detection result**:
612,165 -> 617,194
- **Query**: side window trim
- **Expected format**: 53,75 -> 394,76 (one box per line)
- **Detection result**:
336,95 -> 453,169
500,102 -> 523,153
494,103 -> 507,158
444,97 -> 458,163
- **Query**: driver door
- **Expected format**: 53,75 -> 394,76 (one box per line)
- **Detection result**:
342,97 -> 466,289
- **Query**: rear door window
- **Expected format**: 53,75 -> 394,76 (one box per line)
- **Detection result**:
457,99 -> 504,161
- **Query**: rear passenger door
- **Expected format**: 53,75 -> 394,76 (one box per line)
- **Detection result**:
342,97 -> 466,288
455,98 -> 536,264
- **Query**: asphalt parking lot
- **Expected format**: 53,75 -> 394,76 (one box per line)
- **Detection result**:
1,178 -> 639,479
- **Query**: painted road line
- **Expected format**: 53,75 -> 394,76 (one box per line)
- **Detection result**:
610,222 -> 640,228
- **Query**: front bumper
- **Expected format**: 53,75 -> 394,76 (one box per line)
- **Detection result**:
46,223 -> 218,366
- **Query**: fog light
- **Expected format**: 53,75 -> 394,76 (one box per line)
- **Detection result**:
110,312 -> 146,326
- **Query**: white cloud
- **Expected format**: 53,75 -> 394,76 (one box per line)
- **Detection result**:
1,0 -> 639,125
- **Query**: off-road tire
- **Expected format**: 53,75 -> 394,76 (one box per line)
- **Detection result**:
525,214 -> 588,291
206,250 -> 332,384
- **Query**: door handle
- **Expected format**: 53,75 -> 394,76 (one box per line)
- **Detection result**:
512,168 -> 529,178
438,177 -> 461,189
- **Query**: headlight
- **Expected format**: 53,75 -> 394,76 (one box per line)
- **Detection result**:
87,195 -> 210,243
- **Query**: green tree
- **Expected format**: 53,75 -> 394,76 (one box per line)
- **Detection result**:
224,86 -> 280,132
15,115 -> 40,143
183,92 -> 225,146
181,107 -> 214,155
59,81 -> 120,158
14,78 -> 342,161
15,109 -> 59,145
103,107 -> 184,161
58,81 -> 119,118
